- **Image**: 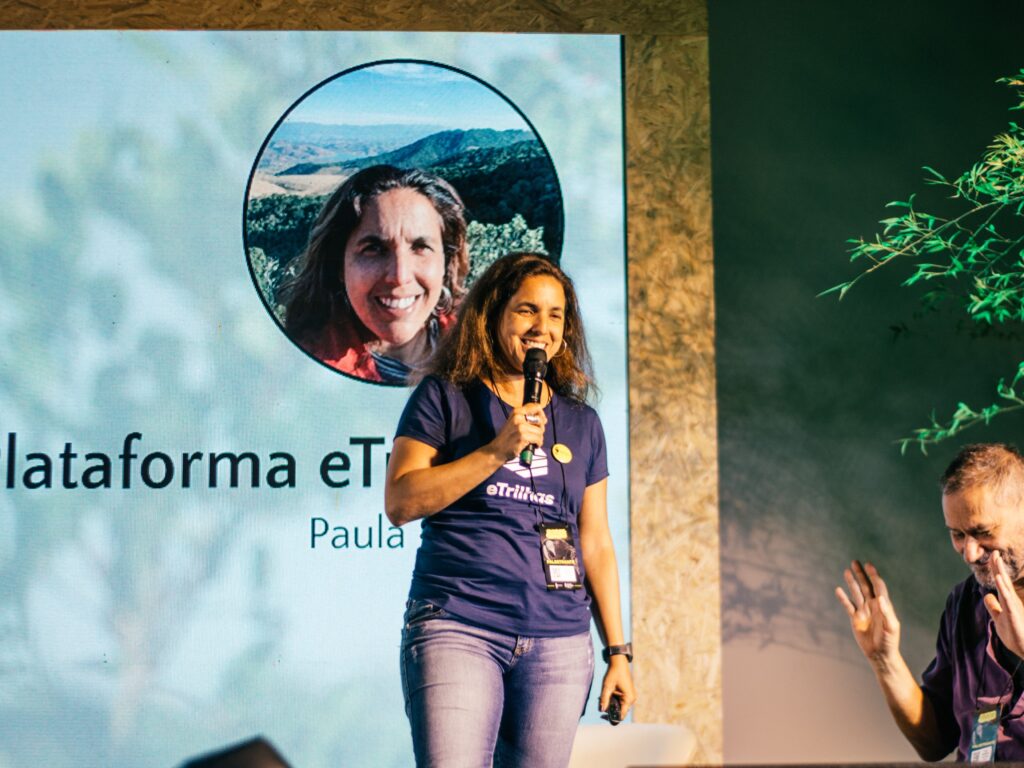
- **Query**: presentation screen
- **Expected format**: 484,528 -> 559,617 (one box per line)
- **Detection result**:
0,31 -> 628,768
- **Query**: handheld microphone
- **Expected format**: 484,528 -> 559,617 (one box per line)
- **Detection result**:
519,347 -> 548,467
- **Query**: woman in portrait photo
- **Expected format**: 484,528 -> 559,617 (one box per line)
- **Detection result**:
385,252 -> 636,767
280,164 -> 470,385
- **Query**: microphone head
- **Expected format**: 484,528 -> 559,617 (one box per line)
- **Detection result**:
522,347 -> 548,378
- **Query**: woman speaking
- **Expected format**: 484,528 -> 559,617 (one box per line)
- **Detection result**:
385,252 -> 635,767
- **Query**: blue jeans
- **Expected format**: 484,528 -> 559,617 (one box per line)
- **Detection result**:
400,599 -> 594,768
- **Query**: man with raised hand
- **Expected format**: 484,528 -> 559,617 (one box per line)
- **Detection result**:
837,443 -> 1024,762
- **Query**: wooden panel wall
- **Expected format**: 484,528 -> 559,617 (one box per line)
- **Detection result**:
0,1 -> 721,761
626,31 -> 719,763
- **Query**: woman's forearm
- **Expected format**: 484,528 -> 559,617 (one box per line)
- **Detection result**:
384,437 -> 506,526
579,481 -> 636,715
386,401 -> 547,526
582,538 -> 626,646
578,480 -> 626,646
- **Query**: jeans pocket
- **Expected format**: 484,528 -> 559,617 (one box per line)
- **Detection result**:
403,598 -> 447,629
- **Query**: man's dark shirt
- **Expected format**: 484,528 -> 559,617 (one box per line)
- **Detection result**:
921,577 -> 1024,760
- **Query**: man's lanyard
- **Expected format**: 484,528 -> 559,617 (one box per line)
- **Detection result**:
970,620 -> 1024,762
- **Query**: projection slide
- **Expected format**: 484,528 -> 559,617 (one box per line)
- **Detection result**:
0,32 -> 627,767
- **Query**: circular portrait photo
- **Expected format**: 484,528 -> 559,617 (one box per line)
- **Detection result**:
244,59 -> 564,386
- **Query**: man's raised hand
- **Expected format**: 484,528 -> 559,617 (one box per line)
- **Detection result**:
835,560 -> 902,665
984,550 -> 1024,660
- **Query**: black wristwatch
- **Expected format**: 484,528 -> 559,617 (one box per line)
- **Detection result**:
602,643 -> 633,663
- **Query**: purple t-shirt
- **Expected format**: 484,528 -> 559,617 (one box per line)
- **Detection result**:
921,576 -> 1024,760
395,376 -> 609,637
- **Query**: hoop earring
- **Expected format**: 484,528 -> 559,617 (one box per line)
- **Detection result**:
433,285 -> 454,316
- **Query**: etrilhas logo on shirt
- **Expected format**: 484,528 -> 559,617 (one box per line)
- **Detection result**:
484,448 -> 556,506
502,448 -> 548,479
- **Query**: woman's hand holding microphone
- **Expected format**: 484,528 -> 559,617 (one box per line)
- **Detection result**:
488,404 -> 547,462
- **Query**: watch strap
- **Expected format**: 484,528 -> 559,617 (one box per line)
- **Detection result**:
602,643 -> 633,663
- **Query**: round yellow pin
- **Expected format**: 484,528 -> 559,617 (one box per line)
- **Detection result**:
552,443 -> 573,464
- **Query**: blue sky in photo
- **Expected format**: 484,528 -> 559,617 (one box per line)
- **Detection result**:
287,62 -> 530,130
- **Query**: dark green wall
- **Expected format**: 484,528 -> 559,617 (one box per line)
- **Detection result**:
712,0 -> 1024,758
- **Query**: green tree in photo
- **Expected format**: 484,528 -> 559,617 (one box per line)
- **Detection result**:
826,70 -> 1024,452
465,215 -> 547,287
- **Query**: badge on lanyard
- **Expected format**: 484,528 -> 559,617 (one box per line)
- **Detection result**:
539,523 -> 582,590
969,705 -> 1000,763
